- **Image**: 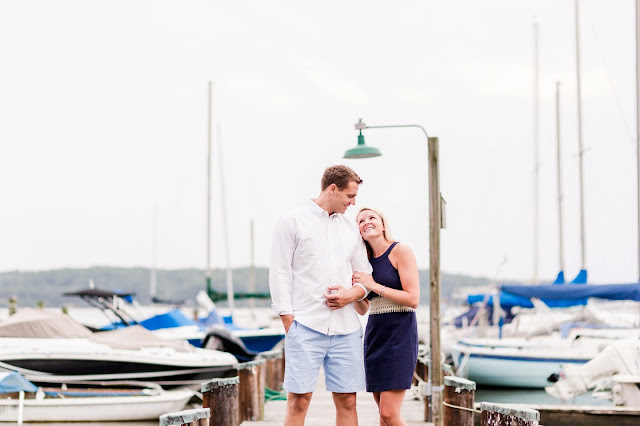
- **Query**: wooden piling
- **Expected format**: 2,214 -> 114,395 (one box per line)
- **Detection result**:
236,359 -> 266,422
258,349 -> 285,391
202,376 -> 239,426
159,407 -> 210,426
443,376 -> 475,426
480,402 -> 539,426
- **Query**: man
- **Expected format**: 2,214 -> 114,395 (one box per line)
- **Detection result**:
269,165 -> 373,426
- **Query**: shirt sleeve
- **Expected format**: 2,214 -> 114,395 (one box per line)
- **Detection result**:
269,216 -> 296,315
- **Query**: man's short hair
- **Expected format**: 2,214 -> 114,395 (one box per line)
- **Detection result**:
321,165 -> 363,191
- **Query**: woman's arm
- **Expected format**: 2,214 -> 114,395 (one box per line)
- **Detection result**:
352,244 -> 420,309
390,243 -> 420,309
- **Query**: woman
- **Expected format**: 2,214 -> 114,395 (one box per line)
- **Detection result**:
353,207 -> 420,426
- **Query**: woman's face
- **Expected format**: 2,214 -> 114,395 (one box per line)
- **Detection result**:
357,210 -> 384,241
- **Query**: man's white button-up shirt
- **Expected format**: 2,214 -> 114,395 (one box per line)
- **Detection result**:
269,199 -> 373,335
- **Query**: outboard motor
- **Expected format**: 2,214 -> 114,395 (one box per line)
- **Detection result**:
202,324 -> 259,362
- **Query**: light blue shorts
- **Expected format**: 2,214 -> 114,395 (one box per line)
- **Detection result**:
283,321 -> 364,394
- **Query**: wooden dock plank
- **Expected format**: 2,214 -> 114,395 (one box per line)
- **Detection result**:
241,369 -> 433,425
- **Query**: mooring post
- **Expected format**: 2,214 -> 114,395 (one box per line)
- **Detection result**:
480,402 -> 539,426
202,376 -> 239,426
443,376 -> 475,426
236,359 -> 266,422
258,349 -> 285,391
159,407 -> 210,426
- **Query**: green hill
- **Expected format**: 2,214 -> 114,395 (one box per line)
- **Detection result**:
0,267 -> 496,309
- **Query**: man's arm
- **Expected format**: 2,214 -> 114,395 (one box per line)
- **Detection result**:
279,314 -> 295,333
324,285 -> 366,310
269,217 -> 296,329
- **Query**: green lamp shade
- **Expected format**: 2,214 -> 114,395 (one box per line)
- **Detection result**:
343,133 -> 382,159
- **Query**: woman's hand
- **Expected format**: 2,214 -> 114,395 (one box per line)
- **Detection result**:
352,272 -> 376,290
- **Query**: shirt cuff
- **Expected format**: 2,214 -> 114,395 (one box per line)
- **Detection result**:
352,283 -> 368,301
271,303 -> 293,316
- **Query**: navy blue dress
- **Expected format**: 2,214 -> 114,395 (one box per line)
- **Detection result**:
364,242 -> 419,392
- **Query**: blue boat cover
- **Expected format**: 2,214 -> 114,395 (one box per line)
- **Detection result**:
140,309 -> 197,331
553,271 -> 565,284
0,372 -> 38,393
571,269 -> 588,284
501,283 -> 640,302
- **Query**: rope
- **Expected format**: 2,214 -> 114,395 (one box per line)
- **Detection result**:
265,386 -> 287,401
442,401 -> 482,414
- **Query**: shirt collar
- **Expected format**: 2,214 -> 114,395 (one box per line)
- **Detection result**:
307,198 -> 335,220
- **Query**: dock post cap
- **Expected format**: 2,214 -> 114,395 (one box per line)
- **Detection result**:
159,408 -> 210,426
236,359 -> 266,370
480,402 -> 540,422
444,376 -> 476,391
201,376 -> 240,392
256,349 -> 283,359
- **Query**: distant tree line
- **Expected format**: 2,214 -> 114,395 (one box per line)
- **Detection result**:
0,267 -> 503,309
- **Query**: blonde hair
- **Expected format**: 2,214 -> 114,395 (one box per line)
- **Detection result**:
356,207 -> 395,259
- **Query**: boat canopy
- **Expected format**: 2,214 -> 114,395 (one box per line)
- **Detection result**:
467,283 -> 640,310
501,283 -> 640,302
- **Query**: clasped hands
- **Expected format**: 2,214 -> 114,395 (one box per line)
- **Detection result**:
323,273 -> 376,310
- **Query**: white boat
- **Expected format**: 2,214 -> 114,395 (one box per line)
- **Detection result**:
0,371 -> 193,422
63,288 -> 284,360
545,337 -> 640,407
0,308 -> 238,388
452,327 -> 640,388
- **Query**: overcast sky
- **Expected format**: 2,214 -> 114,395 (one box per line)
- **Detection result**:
1,0 -> 637,286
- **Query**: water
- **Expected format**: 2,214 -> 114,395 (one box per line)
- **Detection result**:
475,386 -> 613,406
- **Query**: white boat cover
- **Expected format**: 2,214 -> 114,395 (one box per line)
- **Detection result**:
0,308 -> 92,338
0,309 -> 195,353
89,325 -> 196,352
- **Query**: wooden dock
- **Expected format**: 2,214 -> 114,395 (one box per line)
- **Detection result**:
241,369 -> 432,425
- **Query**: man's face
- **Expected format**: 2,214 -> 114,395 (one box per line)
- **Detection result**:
330,181 -> 359,214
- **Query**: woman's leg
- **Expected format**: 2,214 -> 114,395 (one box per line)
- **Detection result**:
378,389 -> 407,426
371,392 -> 385,426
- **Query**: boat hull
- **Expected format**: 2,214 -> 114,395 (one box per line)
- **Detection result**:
0,388 -> 193,422
454,351 -> 588,388
452,338 -> 592,388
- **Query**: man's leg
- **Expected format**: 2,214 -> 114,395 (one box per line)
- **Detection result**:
284,392 -> 313,426
332,392 -> 358,426
282,322 -> 329,424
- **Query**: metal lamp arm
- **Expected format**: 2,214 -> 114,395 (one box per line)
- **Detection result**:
357,123 -> 430,141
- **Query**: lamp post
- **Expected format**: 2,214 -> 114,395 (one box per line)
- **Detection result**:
344,118 -> 445,426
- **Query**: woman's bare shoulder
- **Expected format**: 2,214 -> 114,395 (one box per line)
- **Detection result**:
390,242 -> 416,263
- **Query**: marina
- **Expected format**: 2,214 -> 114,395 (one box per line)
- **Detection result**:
2,0 -> 640,424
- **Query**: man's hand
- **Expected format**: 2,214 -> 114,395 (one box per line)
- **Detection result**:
324,285 -> 363,310
280,314 -> 294,334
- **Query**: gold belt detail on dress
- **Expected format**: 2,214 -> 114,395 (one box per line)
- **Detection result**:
369,296 -> 416,315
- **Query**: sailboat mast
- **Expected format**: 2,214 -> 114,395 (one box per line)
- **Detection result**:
206,82 -> 213,297
150,204 -> 158,301
575,0 -> 587,272
636,0 -> 640,281
533,20 -> 540,284
556,82 -> 565,274
249,219 -> 256,319
217,123 -> 235,315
